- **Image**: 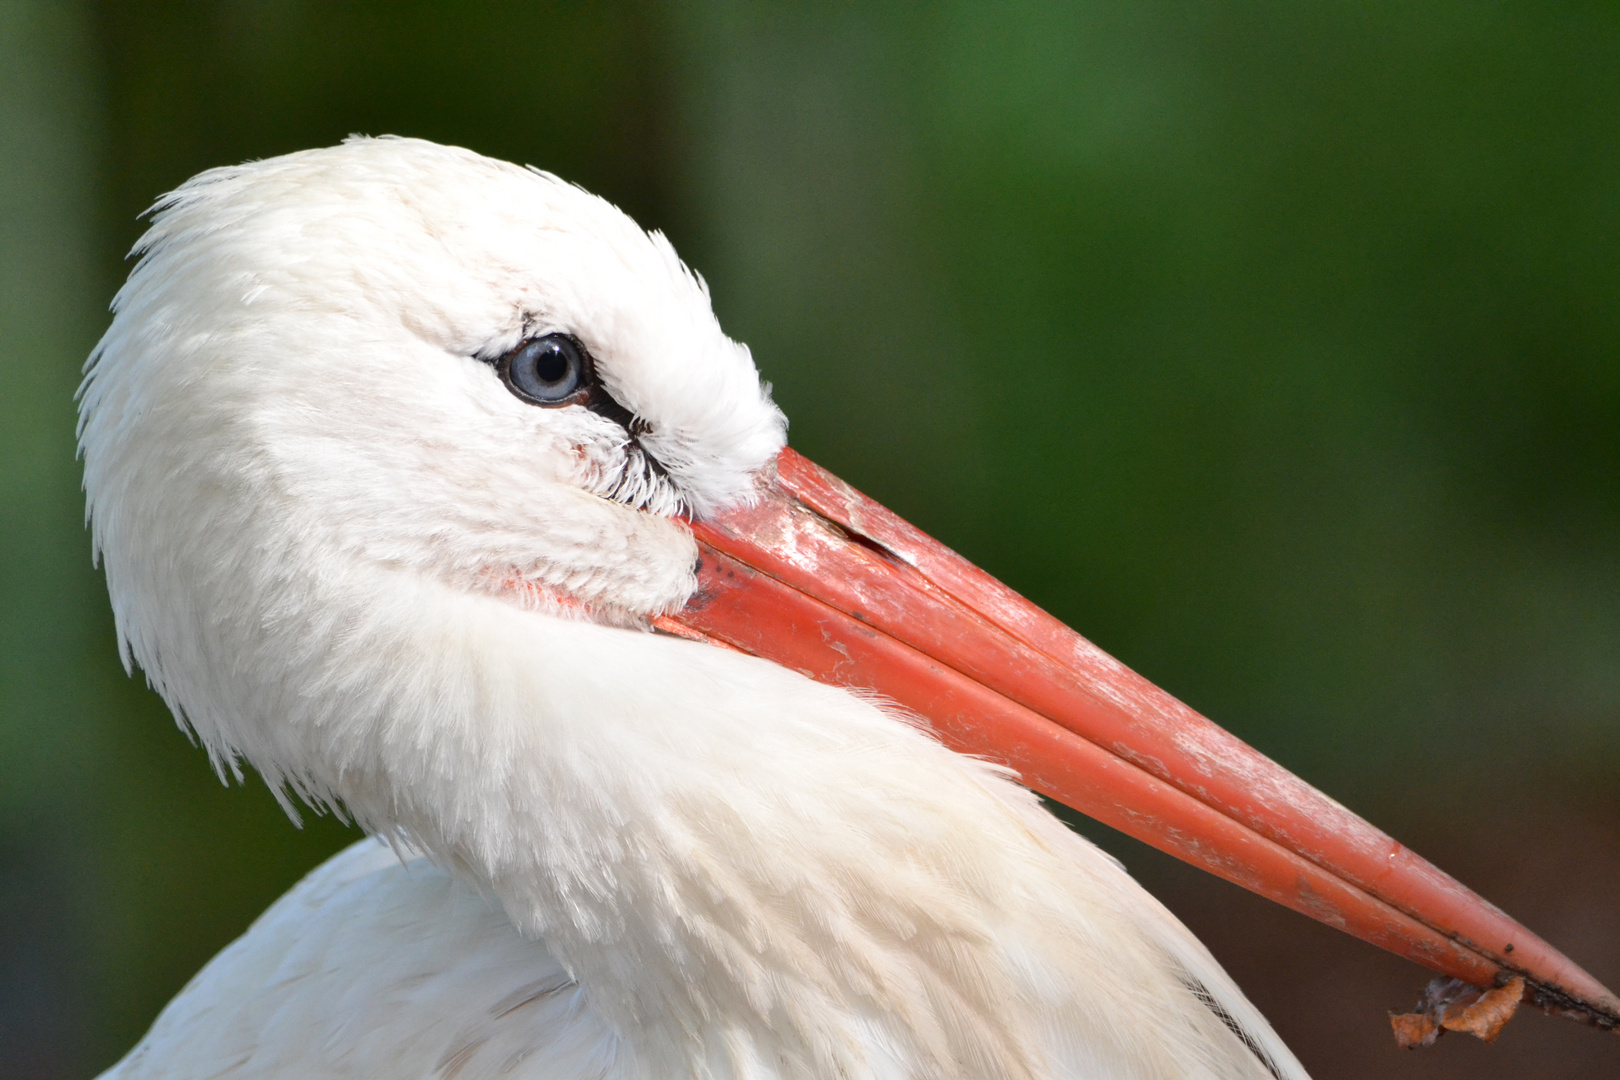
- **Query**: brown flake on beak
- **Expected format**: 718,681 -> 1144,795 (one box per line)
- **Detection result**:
1390,976 -> 1526,1048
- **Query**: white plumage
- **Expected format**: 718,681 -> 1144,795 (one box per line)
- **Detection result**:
81,137 -> 1308,1080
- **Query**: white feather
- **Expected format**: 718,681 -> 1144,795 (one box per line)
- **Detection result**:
82,137 -> 1309,1080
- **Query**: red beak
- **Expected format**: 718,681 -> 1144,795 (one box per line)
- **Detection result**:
657,447 -> 1619,1034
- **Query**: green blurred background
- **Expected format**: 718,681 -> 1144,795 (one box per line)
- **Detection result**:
3,2 -> 1617,1077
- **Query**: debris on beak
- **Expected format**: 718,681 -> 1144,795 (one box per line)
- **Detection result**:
1390,976 -> 1525,1048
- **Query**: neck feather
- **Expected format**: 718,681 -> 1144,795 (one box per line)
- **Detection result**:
139,549 -> 1296,1080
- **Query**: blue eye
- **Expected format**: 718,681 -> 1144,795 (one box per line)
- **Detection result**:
501,334 -> 589,405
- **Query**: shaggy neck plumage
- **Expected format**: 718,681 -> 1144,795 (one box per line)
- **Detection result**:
149,542 -> 1053,1080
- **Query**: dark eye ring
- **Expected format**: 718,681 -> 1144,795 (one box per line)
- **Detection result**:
498,334 -> 592,406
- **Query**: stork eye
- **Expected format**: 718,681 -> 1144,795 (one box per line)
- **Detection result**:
499,334 -> 591,405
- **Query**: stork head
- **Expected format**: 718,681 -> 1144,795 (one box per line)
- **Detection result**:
78,137 -> 1618,1041
81,136 -> 784,634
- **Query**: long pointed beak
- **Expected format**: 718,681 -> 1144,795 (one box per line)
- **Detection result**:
657,447 -> 1618,1033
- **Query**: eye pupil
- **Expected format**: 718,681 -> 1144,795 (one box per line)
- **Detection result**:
534,344 -> 569,383
501,333 -> 588,405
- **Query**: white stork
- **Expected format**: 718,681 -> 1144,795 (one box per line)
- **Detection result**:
77,137 -> 1616,1080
